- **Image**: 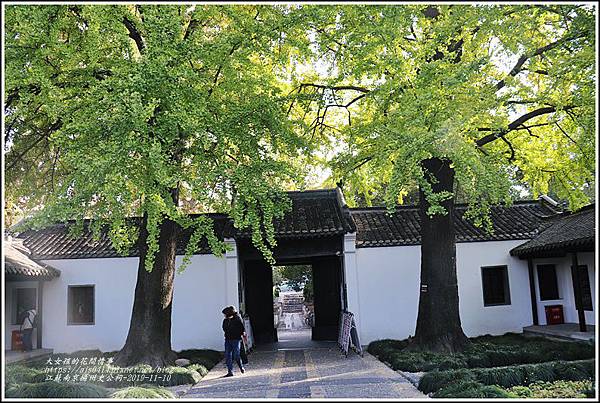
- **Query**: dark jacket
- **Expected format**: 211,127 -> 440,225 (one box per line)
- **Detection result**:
222,314 -> 245,340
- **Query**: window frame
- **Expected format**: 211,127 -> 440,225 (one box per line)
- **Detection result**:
481,265 -> 512,307
537,264 -> 560,301
67,285 -> 95,326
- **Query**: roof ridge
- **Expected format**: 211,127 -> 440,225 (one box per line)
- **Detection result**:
349,199 -> 544,212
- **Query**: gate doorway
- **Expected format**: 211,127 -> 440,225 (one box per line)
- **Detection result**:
273,265 -> 313,346
239,237 -> 344,346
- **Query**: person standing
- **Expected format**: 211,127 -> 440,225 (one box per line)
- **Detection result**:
221,306 -> 246,377
20,308 -> 37,351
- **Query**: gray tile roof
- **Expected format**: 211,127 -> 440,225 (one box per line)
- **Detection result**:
12,189 -> 564,260
510,204 -> 595,258
15,189 -> 355,260
4,239 -> 61,279
350,201 -> 558,248
234,189 -> 356,239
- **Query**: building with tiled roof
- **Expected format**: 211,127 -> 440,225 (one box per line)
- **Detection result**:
3,189 -> 595,353
510,204 -> 595,258
4,238 -> 61,280
350,201 -> 557,248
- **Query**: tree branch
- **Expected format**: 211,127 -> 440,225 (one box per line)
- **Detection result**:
475,105 -> 575,147
7,120 -> 62,171
299,83 -> 371,94
123,16 -> 145,53
500,136 -> 515,162
207,41 -> 242,98
495,32 -> 585,91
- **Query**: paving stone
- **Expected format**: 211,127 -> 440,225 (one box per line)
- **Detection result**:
181,345 -> 428,399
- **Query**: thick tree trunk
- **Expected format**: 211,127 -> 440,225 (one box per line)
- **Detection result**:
407,157 -> 469,353
114,214 -> 179,367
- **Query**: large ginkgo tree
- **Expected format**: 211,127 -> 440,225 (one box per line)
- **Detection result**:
4,4 -> 313,366
294,4 -> 595,352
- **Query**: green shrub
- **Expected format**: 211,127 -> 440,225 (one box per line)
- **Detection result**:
473,360 -> 594,388
187,364 -> 209,377
521,362 -> 555,384
553,360 -> 595,380
158,366 -> 202,387
437,356 -> 468,371
433,380 -> 511,398
472,366 -> 525,388
418,369 -> 475,394
369,333 -> 594,373
177,349 -> 222,367
5,365 -> 47,386
5,381 -> 109,398
111,385 -> 176,399
419,359 -> 595,394
465,353 -> 491,368
367,339 -> 408,357
506,380 -> 595,398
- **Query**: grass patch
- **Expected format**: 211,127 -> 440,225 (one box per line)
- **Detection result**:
368,333 -> 594,372
418,359 -> 595,394
506,380 -> 595,398
111,384 -> 176,399
5,365 -> 47,387
5,381 -> 110,398
9,347 -> 223,394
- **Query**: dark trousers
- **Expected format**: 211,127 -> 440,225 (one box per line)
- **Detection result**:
22,328 -> 34,351
224,339 -> 243,373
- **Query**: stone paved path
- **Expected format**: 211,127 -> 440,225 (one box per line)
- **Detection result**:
181,346 -> 427,399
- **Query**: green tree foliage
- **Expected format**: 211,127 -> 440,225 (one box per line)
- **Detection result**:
294,4 -> 595,218
4,4 -> 315,267
290,4 -> 595,353
274,265 -> 311,291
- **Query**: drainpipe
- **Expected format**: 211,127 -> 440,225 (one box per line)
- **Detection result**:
570,252 -> 587,332
527,258 -> 539,326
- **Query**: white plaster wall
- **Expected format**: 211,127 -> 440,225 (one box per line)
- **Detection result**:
456,241 -> 532,337
532,252 -> 595,326
353,245 -> 421,345
354,240 -> 533,344
41,254 -> 233,353
4,281 -> 40,349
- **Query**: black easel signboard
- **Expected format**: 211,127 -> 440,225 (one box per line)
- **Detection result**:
339,311 -> 363,357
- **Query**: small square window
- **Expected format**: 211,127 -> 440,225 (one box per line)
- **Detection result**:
481,266 -> 511,306
68,285 -> 94,325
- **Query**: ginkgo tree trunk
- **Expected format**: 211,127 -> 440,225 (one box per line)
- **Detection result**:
296,4 -> 595,352
5,4 -> 313,366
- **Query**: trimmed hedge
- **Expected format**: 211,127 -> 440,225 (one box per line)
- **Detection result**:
418,359 -> 595,394
433,380 -> 511,398
368,333 -> 594,372
5,381 -> 110,398
111,385 -> 176,399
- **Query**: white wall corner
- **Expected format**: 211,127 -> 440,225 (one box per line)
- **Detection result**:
342,232 -> 361,337
343,232 -> 357,253
223,238 -> 239,307
224,238 -> 238,259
